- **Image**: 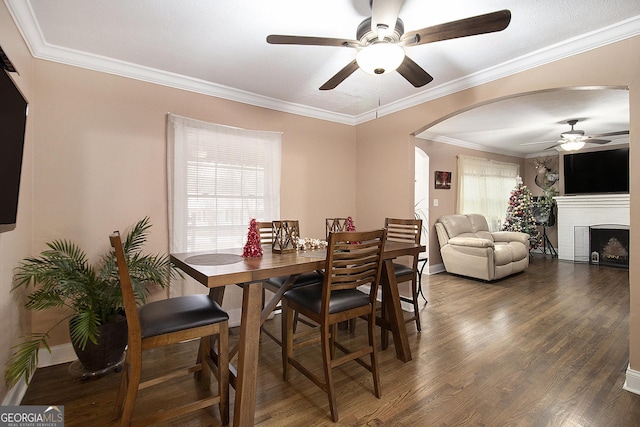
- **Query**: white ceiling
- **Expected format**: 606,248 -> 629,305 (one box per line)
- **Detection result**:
5,0 -> 639,157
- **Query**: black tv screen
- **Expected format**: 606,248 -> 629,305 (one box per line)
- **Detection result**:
0,69 -> 28,233
563,148 -> 629,195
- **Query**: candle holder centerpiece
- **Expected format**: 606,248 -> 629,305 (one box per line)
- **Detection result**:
272,220 -> 299,253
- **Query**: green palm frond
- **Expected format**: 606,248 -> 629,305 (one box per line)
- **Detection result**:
69,311 -> 101,349
4,333 -> 51,387
123,216 -> 152,254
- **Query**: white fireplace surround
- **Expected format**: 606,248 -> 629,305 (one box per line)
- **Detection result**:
555,194 -> 630,262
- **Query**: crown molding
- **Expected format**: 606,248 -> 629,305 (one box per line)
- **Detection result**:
6,0 -> 640,126
418,134 -> 525,158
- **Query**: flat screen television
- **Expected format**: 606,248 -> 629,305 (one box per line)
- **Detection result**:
563,147 -> 629,195
0,68 -> 28,233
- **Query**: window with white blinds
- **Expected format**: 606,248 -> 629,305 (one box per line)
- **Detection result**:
167,114 -> 281,254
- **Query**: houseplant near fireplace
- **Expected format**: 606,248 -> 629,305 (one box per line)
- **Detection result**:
4,217 -> 181,386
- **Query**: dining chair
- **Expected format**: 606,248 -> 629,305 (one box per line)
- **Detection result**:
325,217 -> 357,332
281,229 -> 387,422
384,217 -> 424,333
257,221 -> 323,345
325,217 -> 348,238
110,232 -> 229,426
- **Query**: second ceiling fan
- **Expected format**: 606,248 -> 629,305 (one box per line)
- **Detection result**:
521,119 -> 630,151
266,1 -> 511,90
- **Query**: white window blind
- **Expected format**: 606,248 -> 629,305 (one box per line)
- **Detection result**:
167,113 -> 281,256
457,155 -> 519,231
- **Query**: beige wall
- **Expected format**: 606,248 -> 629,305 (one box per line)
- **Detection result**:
0,4 -> 35,401
355,36 -> 639,370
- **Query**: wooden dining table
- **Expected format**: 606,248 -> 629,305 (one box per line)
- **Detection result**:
170,239 -> 425,427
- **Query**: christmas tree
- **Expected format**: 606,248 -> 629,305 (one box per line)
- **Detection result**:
242,218 -> 263,258
502,177 -> 541,250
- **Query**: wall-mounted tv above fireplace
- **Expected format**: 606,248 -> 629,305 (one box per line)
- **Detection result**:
563,147 -> 629,195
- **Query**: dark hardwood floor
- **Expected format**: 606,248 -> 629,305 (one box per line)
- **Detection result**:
21,255 -> 640,426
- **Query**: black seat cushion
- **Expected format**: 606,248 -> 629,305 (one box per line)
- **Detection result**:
393,262 -> 414,277
284,283 -> 370,314
139,294 -> 229,338
266,271 -> 323,289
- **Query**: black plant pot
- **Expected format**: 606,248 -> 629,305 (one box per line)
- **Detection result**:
70,315 -> 128,372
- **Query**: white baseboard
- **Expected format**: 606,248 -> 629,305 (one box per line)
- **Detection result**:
2,379 -> 29,406
624,365 -> 640,395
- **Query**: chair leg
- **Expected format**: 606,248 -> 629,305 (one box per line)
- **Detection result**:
118,351 -> 142,427
281,301 -> 294,381
217,325 -> 229,426
196,336 -> 212,387
380,292 -> 389,350
321,322 -> 338,422
417,259 -> 428,303
410,278 -> 421,332
112,352 -> 130,421
368,313 -> 381,398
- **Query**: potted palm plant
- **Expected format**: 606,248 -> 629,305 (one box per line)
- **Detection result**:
5,217 -> 181,387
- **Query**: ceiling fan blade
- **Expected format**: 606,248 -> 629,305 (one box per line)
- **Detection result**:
401,9 -> 511,46
396,56 -> 433,87
584,138 -> 611,145
587,130 -> 629,138
267,35 -> 360,48
371,0 -> 404,37
319,60 -> 360,90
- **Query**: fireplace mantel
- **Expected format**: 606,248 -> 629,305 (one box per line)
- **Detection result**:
554,194 -> 630,261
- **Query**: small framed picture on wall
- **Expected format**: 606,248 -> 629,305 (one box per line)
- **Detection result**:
435,171 -> 452,189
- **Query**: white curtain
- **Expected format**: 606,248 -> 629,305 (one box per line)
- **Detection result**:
457,155 -> 519,231
167,113 -> 281,295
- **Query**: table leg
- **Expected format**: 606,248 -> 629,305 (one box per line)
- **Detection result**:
381,259 -> 412,362
233,281 -> 263,427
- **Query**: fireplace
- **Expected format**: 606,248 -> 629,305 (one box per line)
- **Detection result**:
555,195 -> 630,262
589,225 -> 629,268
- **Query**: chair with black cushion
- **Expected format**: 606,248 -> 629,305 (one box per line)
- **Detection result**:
281,229 -> 387,422
257,221 -> 323,345
384,217 -> 424,333
110,232 -> 229,426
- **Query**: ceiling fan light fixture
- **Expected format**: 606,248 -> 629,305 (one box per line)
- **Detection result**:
559,140 -> 585,151
356,43 -> 405,75
560,130 -> 584,141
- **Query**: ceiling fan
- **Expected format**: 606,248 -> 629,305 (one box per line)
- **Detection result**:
266,1 -> 511,90
520,119 -> 630,151
548,119 -> 629,151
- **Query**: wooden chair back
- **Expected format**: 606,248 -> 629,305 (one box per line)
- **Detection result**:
325,218 -> 348,239
385,217 -> 422,267
322,229 -> 387,316
257,221 -> 273,245
110,232 -> 142,352
382,217 -> 424,336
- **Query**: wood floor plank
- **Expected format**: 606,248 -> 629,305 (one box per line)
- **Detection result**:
21,255 -> 640,426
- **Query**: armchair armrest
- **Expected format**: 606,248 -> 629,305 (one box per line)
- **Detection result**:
447,236 -> 495,248
492,231 -> 530,245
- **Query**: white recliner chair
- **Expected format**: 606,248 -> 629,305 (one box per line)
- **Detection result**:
435,213 -> 530,281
